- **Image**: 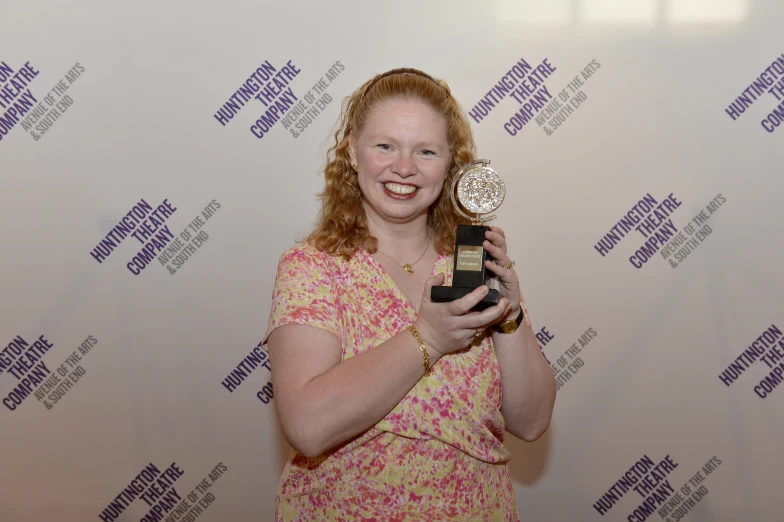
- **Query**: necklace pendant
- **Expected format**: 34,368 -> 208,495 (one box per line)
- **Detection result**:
403,264 -> 414,275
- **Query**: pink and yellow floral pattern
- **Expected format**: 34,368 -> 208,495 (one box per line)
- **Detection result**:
264,243 -> 528,521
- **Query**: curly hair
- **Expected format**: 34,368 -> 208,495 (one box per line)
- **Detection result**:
306,68 -> 477,259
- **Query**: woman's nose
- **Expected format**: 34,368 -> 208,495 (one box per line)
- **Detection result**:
392,154 -> 417,177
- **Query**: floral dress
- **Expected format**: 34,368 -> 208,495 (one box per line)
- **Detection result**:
264,242 -> 532,521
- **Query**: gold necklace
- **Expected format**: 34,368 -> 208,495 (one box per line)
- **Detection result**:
375,243 -> 429,275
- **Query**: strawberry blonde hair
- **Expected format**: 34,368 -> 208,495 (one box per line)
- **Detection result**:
306,68 -> 476,259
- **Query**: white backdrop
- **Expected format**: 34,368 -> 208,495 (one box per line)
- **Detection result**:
1,1 -> 783,521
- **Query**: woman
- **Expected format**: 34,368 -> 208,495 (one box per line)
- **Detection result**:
264,67 -> 556,521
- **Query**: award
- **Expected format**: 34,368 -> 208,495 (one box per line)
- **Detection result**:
431,159 -> 505,311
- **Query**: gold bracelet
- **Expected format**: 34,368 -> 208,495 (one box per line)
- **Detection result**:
407,325 -> 431,376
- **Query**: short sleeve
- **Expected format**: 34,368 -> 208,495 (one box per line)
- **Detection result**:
262,246 -> 342,346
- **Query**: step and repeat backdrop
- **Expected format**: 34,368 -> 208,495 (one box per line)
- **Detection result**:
1,1 -> 783,521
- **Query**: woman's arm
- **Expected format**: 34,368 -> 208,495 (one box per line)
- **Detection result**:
481,227 -> 557,441
268,323 -> 438,458
492,311 -> 556,441
268,276 -> 509,458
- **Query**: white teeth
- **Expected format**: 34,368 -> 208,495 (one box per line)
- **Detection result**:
384,183 -> 416,195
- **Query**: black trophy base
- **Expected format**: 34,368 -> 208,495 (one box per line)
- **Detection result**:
429,223 -> 499,311
431,286 -> 500,311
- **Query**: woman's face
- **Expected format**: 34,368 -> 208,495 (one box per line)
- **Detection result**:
349,98 -> 451,227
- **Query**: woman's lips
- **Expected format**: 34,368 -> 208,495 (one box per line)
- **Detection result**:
383,182 -> 417,200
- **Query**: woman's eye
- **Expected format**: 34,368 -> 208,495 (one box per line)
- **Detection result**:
421,150 -> 435,156
377,144 -> 391,150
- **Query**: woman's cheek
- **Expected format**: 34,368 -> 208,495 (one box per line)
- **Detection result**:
364,154 -> 391,172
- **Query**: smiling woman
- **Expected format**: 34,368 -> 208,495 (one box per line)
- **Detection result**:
349,97 -> 451,229
263,67 -> 555,522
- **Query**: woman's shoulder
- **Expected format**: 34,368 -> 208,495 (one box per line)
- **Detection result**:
279,240 -> 319,259
277,241 -> 327,268
277,241 -> 354,272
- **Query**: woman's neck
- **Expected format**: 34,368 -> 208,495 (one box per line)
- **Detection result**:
365,212 -> 431,261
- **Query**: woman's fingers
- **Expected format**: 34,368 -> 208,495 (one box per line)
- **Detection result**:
447,285 -> 491,316
459,297 -> 510,331
484,258 -> 513,277
421,272 -> 446,302
485,227 -> 507,250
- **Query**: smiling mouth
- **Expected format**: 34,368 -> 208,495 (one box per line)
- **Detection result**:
384,182 -> 417,195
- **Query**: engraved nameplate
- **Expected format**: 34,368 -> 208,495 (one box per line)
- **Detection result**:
456,245 -> 483,272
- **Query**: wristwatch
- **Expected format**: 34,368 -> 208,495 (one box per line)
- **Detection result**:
491,307 -> 525,334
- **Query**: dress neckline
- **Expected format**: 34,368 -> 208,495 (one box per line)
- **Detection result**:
360,249 -> 447,318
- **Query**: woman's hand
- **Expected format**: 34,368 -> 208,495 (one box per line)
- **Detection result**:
482,226 -> 521,316
415,272 -> 511,356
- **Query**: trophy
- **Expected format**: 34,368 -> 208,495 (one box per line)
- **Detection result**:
431,159 -> 505,311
